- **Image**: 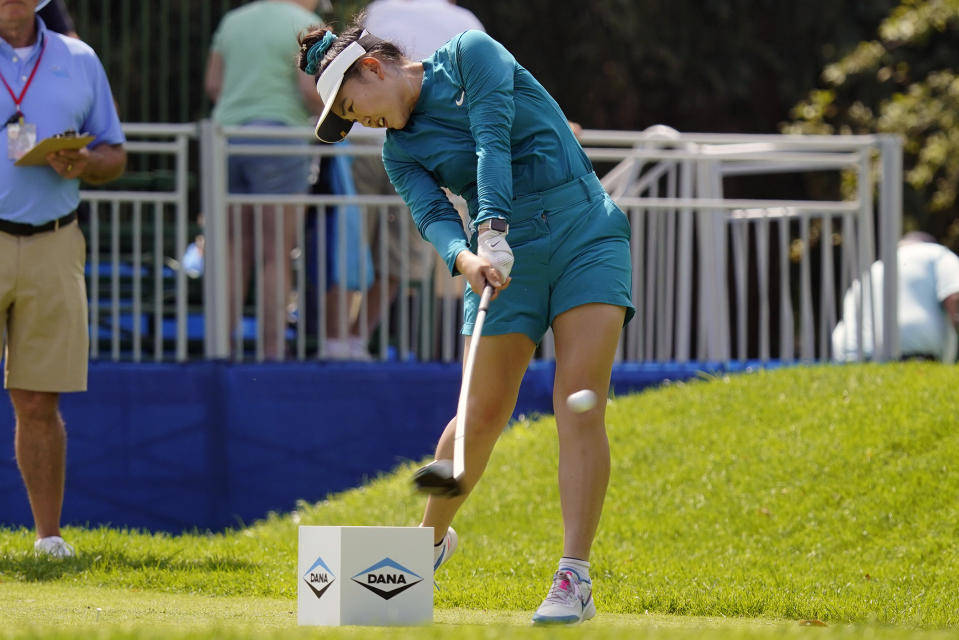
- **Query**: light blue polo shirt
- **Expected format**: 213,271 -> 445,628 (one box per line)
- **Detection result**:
0,17 -> 125,225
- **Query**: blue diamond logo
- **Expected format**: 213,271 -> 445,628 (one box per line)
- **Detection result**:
303,555 -> 336,600
351,557 -> 423,600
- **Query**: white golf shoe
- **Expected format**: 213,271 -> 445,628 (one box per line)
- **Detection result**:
532,568 -> 596,625
34,536 -> 75,558
433,527 -> 457,572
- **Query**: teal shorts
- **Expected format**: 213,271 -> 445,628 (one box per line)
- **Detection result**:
462,172 -> 635,342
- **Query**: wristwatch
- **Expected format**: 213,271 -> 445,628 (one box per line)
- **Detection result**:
479,218 -> 508,233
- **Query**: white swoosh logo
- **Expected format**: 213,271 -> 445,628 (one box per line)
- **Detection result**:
455,90 -> 465,106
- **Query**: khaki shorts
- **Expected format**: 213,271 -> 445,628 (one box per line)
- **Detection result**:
351,155 -> 434,282
1,221 -> 89,392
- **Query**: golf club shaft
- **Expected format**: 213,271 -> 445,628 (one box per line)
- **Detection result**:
452,283 -> 493,481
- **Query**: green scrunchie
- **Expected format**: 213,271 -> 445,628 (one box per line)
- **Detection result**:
304,31 -> 337,75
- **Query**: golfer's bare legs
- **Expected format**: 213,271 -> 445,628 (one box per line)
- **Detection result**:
10,389 -> 66,540
420,332 -> 535,543
552,303 -> 625,561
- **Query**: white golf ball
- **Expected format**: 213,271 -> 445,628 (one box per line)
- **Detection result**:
566,389 -> 597,413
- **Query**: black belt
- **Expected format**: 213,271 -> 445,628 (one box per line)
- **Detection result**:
0,211 -> 77,237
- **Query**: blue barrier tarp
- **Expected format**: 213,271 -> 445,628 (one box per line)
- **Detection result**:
0,360 -> 773,533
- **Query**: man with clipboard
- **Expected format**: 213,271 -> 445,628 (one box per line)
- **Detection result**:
1,0 -> 126,558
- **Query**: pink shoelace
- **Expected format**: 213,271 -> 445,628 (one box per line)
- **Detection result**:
543,570 -> 581,606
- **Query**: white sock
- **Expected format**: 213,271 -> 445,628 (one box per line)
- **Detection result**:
558,556 -> 590,581
433,529 -> 448,559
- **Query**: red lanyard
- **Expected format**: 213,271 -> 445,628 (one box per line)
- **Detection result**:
0,36 -> 47,119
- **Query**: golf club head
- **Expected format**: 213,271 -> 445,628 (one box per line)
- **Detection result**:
412,459 -> 463,497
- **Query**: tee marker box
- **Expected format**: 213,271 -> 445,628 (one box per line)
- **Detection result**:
297,526 -> 433,626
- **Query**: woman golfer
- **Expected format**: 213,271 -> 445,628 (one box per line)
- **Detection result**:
297,20 -> 634,625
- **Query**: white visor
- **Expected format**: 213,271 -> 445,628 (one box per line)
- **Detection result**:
314,32 -> 379,143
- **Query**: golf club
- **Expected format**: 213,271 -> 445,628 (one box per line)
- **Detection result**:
412,282 -> 494,497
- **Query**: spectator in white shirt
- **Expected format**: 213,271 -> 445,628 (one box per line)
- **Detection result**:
832,232 -> 959,362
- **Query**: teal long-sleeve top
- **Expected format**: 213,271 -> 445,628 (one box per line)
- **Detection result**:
382,30 -> 592,275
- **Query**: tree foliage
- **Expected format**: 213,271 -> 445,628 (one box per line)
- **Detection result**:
783,0 -> 959,249
70,1 -> 893,135
457,0 -> 894,133
70,0 -> 958,244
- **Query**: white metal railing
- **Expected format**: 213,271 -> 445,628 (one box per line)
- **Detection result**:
83,122 -> 902,364
82,123 -> 194,362
198,122 -> 447,362
585,125 -> 901,363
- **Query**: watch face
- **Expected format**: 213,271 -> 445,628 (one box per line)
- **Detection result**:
491,218 -> 508,232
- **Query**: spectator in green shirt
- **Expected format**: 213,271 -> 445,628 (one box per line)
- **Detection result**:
205,0 -> 325,359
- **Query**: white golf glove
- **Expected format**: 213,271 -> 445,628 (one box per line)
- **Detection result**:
477,221 -> 513,280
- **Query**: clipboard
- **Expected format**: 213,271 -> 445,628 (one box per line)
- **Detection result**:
14,133 -> 95,167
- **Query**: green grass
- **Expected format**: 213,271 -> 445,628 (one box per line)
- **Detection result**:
1,362 -> 957,639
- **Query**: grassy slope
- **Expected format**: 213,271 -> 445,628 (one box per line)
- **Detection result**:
596,362 -> 958,625
1,362 -> 957,636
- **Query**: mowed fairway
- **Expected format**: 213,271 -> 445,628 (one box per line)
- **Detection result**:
1,362 -> 958,640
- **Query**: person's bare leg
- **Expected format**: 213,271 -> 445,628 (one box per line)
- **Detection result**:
325,285 -> 354,339
349,275 -> 399,358
227,205 -> 254,358
420,332 -> 535,542
551,303 -> 625,560
10,389 -> 66,540
260,204 -> 297,360
357,275 -> 399,337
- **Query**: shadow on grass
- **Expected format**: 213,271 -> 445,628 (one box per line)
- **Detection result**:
0,549 -> 258,582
